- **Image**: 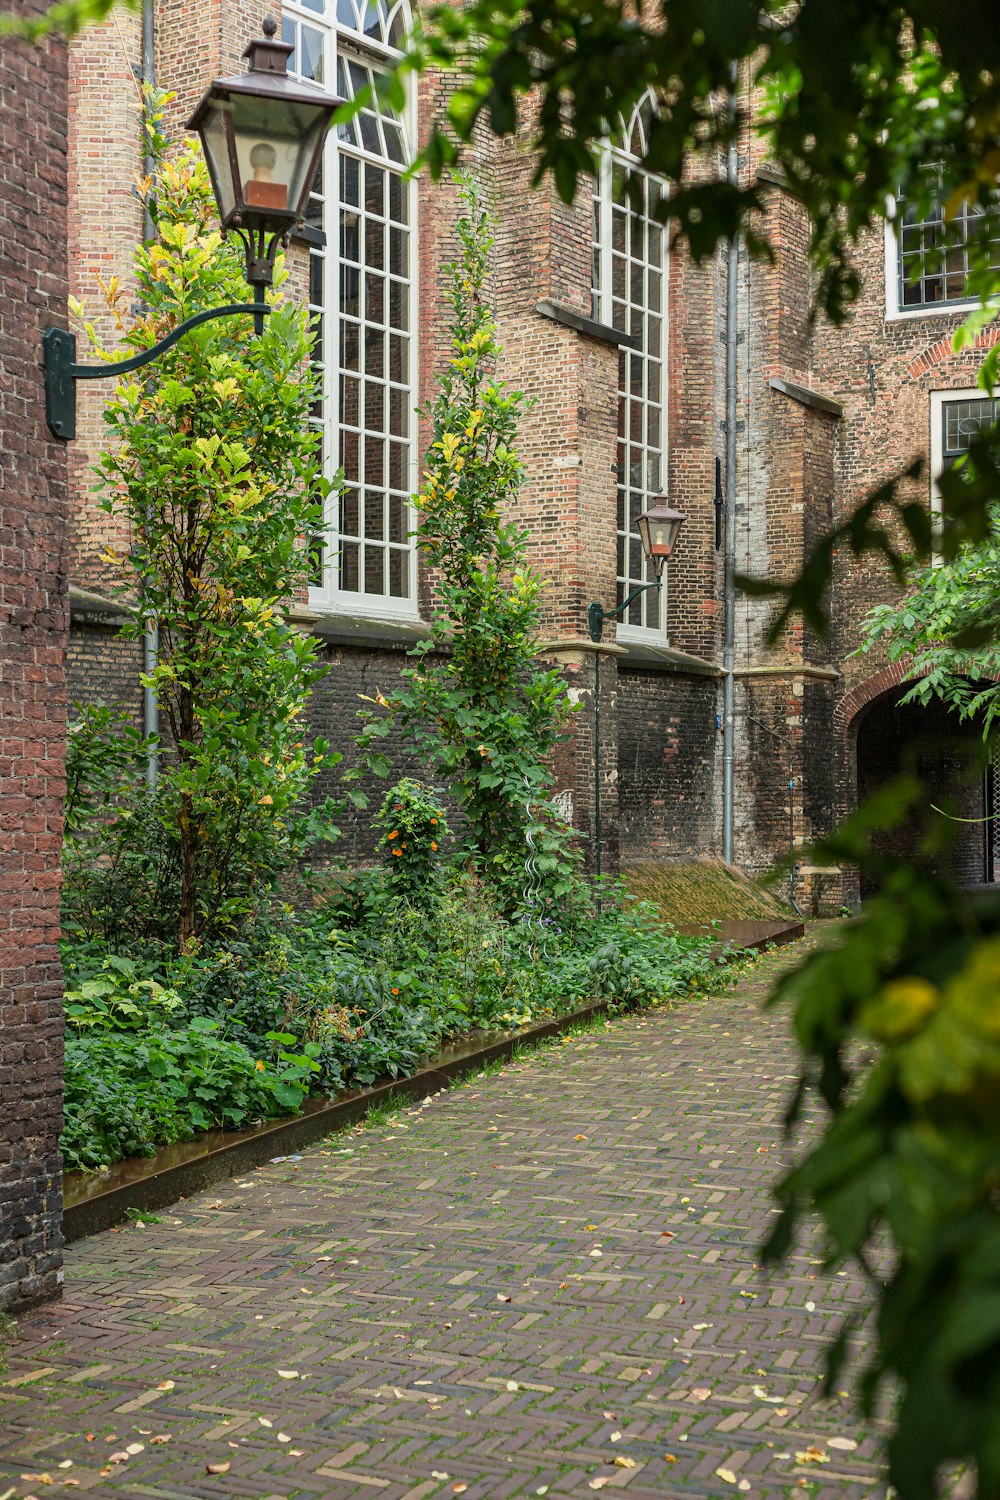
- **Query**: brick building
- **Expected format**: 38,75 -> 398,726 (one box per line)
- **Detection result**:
0,14 -> 69,1310
62,2 -> 997,912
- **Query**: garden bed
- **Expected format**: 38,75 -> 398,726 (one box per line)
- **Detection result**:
63,1000 -> 609,1241
63,917 -> 802,1242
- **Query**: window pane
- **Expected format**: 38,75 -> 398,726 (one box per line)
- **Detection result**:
592,107 -> 669,639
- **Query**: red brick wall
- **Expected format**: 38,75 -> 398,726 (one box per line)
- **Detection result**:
0,14 -> 69,1311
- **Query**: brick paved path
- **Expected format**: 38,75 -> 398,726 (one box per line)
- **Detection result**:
1,957 -> 887,1499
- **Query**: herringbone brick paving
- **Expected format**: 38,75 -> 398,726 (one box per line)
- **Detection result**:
1,953 -> 887,1498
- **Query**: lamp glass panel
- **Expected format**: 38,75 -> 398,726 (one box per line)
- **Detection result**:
199,100 -> 238,222
228,95 -> 329,218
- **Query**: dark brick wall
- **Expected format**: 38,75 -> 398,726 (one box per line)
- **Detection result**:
66,616 -> 144,730
617,670 -> 719,859
0,15 -> 69,1311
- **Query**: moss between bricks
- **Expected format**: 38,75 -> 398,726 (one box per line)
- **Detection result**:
622,859 -> 791,924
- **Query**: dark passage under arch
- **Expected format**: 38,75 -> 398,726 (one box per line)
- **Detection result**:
855,689 -> 995,899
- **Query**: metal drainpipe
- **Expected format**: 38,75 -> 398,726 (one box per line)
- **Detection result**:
721,72 -> 739,865
141,0 -> 159,790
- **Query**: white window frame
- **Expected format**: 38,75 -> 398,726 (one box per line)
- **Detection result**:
285,0 -> 420,622
928,384 -> 1000,563
884,220 -> 980,323
591,100 -> 670,646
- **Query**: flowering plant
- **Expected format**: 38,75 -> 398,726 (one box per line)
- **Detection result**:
373,779 -> 451,908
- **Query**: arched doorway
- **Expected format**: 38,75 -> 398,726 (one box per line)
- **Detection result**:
854,688 -> 994,898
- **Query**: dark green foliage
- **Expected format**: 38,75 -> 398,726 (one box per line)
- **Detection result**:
61,1021 -> 306,1172
761,786 -> 1000,1498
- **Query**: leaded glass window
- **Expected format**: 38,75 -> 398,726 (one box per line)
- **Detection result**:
942,397 -> 1000,469
591,96 -> 669,642
284,0 -> 416,616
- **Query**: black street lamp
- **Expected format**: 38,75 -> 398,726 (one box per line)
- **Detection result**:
587,497 -> 687,902
587,499 -> 687,643
43,16 -> 340,441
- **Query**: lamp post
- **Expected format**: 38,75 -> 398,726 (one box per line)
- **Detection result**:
43,15 -> 341,441
588,499 -> 687,903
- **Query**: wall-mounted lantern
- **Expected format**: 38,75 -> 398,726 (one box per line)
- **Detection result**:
44,16 -> 341,441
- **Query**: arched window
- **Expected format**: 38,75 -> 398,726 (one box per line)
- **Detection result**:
591,94 -> 669,642
284,0 -> 417,616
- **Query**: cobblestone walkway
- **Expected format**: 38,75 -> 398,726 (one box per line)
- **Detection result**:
1,955 -> 887,1499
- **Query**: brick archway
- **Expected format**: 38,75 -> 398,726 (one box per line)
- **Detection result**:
835,660 -> 916,746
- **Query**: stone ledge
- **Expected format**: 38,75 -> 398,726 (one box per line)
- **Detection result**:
618,643 -> 721,677
734,663 -> 840,682
69,585 -> 131,622
768,375 -> 843,418
535,299 -> 638,350
308,610 -> 432,651
537,637 -> 629,658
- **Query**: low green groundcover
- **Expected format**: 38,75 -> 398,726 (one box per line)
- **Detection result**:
61,873 -> 734,1173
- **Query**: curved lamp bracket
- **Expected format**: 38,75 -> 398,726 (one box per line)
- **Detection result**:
43,300 -> 271,441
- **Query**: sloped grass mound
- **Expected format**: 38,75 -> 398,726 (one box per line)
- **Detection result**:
622,859 -> 791,925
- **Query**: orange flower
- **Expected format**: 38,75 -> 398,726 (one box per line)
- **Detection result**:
430,817 -> 438,825
431,841 -> 438,851
388,829 -> 398,840
393,847 -> 403,857
255,1060 -> 265,1071
391,986 -> 400,995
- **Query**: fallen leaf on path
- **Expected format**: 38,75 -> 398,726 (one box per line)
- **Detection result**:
574,1135 -> 587,1141
664,1455 -> 677,1463
150,1436 -> 171,1445
827,1438 -> 858,1452
206,1460 -> 231,1475
258,1417 -> 273,1427
506,1381 -> 519,1392
588,1480 -> 610,1491
589,1249 -> 603,1259
277,1433 -> 291,1443
453,1486 -> 468,1494
693,1323 -> 711,1330
57,1463 -> 73,1471
107,1453 -> 130,1465
661,1231 -> 674,1238
431,1471 -> 450,1481
738,1481 -> 751,1491
614,1456 -> 637,1469
610,1431 -> 622,1442
157,1381 -> 174,1391
715,1468 -> 737,1484
753,1386 -> 784,1403
794,1448 -> 830,1465
691,1388 -> 712,1401
277,1370 -> 299,1379
496,1294 -> 511,1302
19,1477 -> 53,1486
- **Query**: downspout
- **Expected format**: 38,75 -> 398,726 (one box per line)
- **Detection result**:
721,68 -> 739,864
141,0 -> 159,789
